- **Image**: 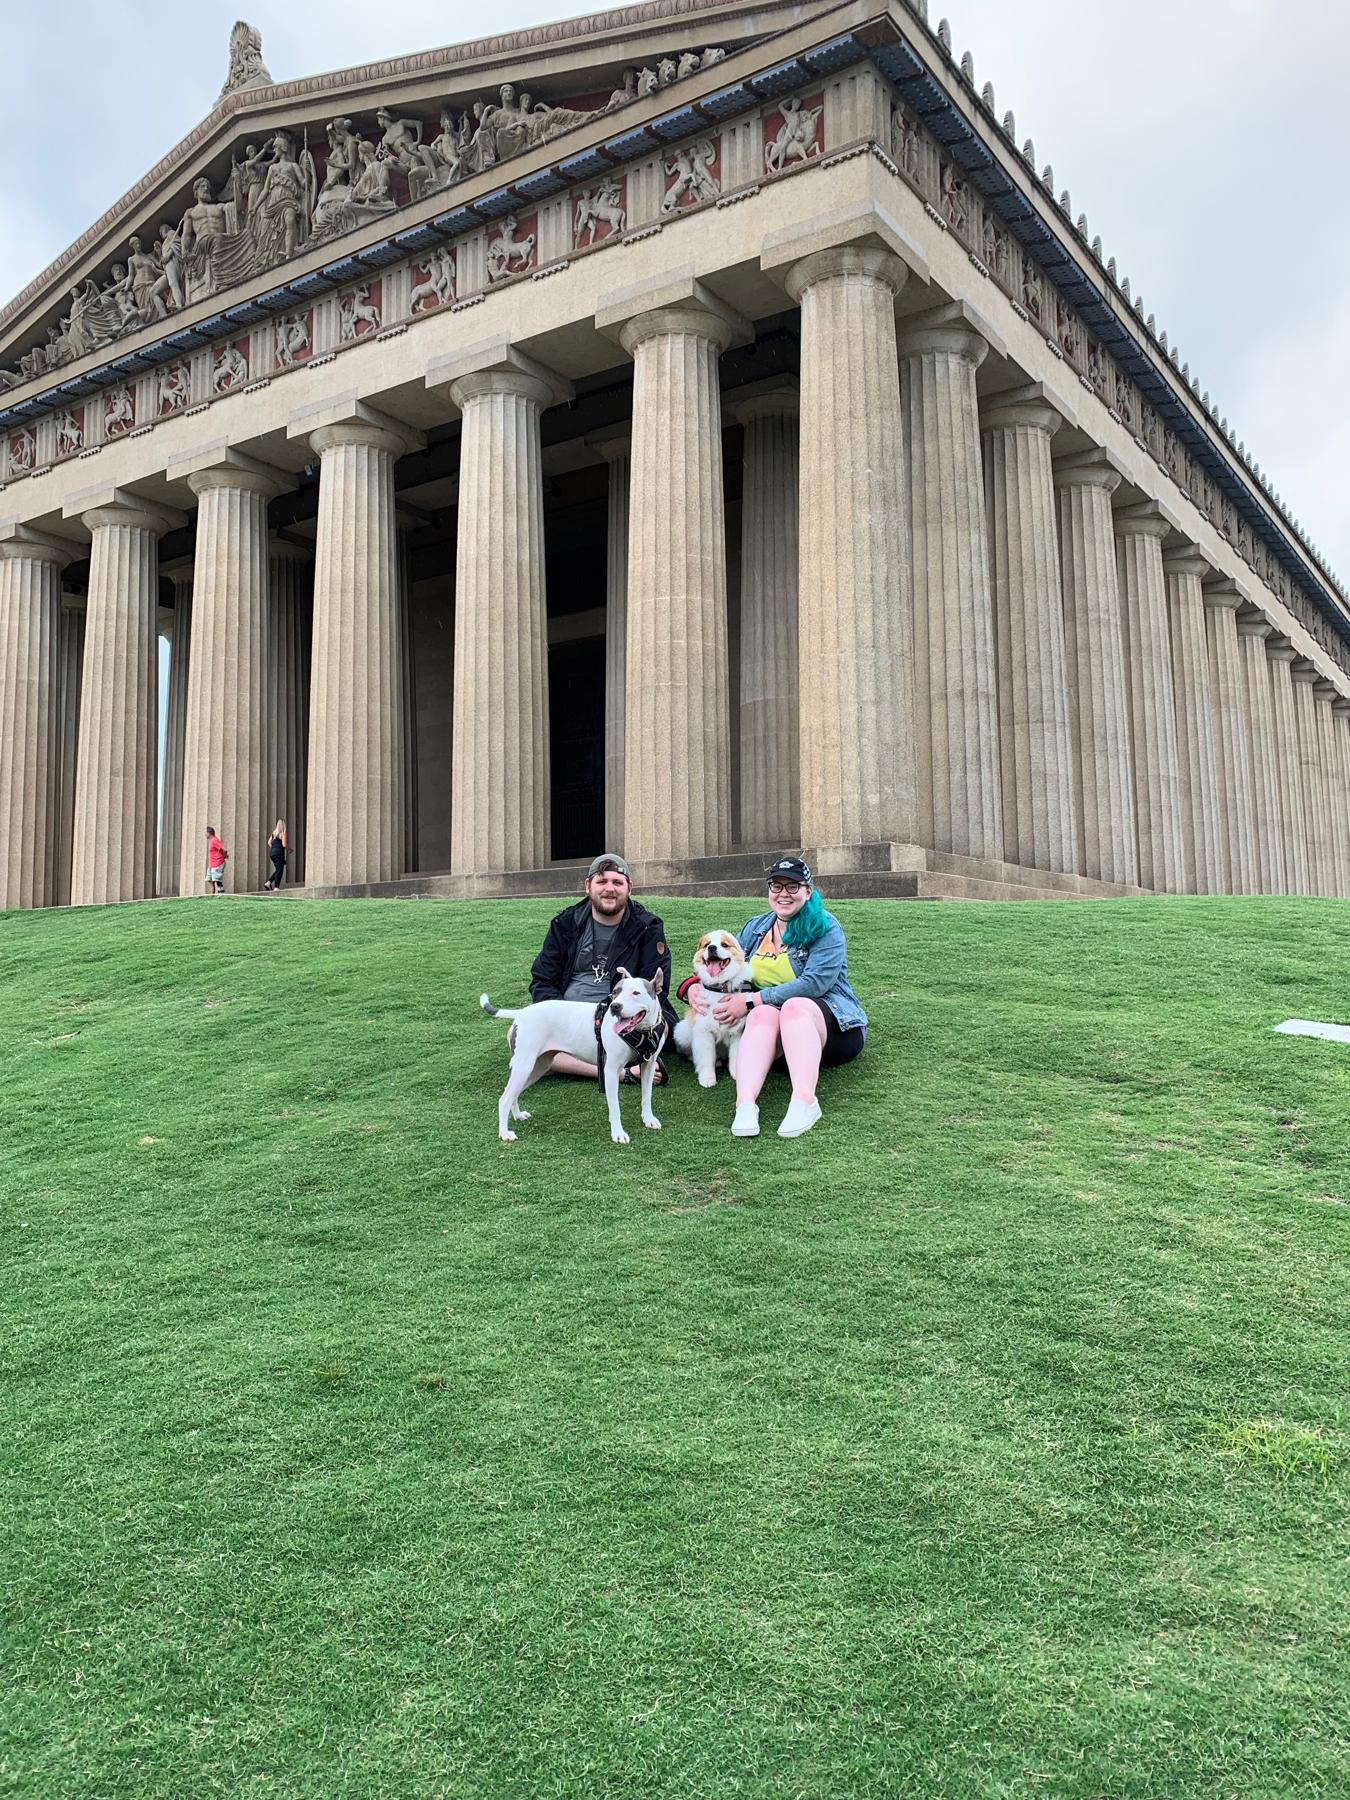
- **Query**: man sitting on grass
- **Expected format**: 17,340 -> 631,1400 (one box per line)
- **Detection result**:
526,852 -> 676,1080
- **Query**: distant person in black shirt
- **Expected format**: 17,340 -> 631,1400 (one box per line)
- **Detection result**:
525,852 -> 676,1080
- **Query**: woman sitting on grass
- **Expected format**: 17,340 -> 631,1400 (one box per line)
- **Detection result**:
683,855 -> 866,1139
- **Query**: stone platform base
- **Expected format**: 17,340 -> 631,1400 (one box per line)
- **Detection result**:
289,843 -> 1149,904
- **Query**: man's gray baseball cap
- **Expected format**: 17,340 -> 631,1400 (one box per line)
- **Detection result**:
587,852 -> 630,878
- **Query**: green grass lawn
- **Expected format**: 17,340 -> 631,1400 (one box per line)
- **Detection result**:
2,892 -> 1348,1798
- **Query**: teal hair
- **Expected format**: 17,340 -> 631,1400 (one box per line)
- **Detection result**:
782,888 -> 829,950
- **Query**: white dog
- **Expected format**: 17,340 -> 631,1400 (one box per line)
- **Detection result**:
480,968 -> 667,1144
672,930 -> 756,1087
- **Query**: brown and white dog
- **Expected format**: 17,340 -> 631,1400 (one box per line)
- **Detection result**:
672,930 -> 756,1087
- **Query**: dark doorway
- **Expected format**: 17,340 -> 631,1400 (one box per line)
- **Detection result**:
549,636 -> 606,858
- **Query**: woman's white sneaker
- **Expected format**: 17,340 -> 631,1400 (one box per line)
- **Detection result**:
777,1098 -> 822,1138
731,1101 -> 760,1137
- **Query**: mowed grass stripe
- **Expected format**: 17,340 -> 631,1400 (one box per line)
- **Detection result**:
1,895 -> 1347,1797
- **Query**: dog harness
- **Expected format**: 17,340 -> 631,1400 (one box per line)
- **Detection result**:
593,1000 -> 665,1088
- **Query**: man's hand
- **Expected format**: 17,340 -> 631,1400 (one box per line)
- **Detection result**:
714,992 -> 752,1026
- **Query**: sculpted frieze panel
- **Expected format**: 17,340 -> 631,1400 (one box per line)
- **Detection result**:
0,38 -> 727,390
338,281 -> 382,341
764,95 -> 823,175
662,139 -> 719,212
574,178 -> 626,249
409,246 -> 456,312
212,339 -> 250,391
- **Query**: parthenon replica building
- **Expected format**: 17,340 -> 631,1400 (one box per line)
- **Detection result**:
2,0 -> 1348,907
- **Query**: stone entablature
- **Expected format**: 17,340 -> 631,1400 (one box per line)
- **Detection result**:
1,0 -> 1344,680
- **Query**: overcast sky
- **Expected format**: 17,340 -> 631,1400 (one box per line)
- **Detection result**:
3,0 -> 1346,585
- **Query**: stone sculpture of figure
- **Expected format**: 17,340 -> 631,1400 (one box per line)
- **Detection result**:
350,141 -> 396,211
764,95 -> 822,173
940,160 -> 968,232
310,119 -> 362,240
180,177 -> 234,302
530,96 -> 598,147
274,313 -> 309,367
662,139 -> 718,211
492,84 -> 531,161
55,410 -> 83,457
422,110 -> 462,191
250,131 -> 315,266
375,108 -> 441,200
893,107 -> 921,178
574,180 -> 625,246
409,246 -> 455,311
65,280 -> 120,356
657,57 -> 678,86
126,235 -> 171,323
485,214 -> 536,281
105,386 -> 134,433
701,46 -> 726,66
467,98 -> 500,173
606,69 -> 638,109
158,362 -> 190,413
213,343 -> 248,391
338,284 -> 381,341
156,222 -> 186,310
0,367 -> 22,391
636,67 -> 658,99
1020,254 -> 1042,320
677,50 -> 700,78
230,142 -> 271,220
11,429 -> 36,470
983,213 -> 1008,280
220,20 -> 273,97
103,264 -> 141,332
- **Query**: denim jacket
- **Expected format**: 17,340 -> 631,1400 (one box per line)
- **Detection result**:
737,909 -> 867,1032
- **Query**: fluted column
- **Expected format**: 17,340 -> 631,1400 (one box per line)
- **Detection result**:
1291,661 -> 1334,895
1314,681 -> 1350,898
620,305 -> 735,864
55,591 -> 86,906
1163,549 -> 1224,893
1203,583 -> 1257,894
785,246 -> 915,850
304,413 -> 416,888
1053,453 -> 1137,885
268,542 -> 310,884
1265,638 -> 1310,896
1332,698 -> 1350,896
157,563 -> 192,896
1234,611 -> 1286,895
0,528 -> 71,909
980,388 -> 1075,873
898,306 -> 1002,860
70,499 -> 174,906
1114,505 -> 1185,892
592,433 -> 630,849
178,462 -> 282,895
735,388 -> 800,848
444,369 -> 552,876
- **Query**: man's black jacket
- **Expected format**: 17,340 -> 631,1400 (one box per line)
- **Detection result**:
530,899 -> 677,1032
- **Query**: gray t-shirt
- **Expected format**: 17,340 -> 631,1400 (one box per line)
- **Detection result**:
563,917 -> 620,1004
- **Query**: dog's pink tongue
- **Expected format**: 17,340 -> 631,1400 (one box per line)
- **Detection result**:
615,1015 -> 639,1037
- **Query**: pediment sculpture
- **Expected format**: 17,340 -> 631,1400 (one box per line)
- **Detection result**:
0,25 -> 728,393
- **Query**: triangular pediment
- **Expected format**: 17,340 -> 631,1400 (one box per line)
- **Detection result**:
0,0 -> 815,398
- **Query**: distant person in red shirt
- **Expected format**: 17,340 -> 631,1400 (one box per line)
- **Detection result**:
204,827 -> 229,896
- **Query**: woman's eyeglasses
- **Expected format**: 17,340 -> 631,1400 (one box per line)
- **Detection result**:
768,880 -> 803,897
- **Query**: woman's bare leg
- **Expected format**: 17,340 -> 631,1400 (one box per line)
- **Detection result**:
734,1005 -> 783,1104
780,997 -> 827,1104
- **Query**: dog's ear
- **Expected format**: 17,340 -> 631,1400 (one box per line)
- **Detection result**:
649,968 -> 665,995
613,965 -> 632,987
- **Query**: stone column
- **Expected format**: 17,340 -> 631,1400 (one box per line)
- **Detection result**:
178,459 -> 282,896
69,498 -> 176,906
979,388 -> 1076,873
446,367 -> 553,877
0,528 -> 71,909
1202,583 -> 1257,893
1234,611 -> 1286,895
898,304 -> 1002,861
157,563 -> 192,896
55,591 -> 86,907
591,433 -> 630,850
1265,638 -> 1310,896
735,388 -> 800,849
268,541 -> 310,885
620,304 -> 736,864
1333,698 -> 1350,897
785,247 -> 916,850
1314,680 -> 1350,898
1053,452 -> 1137,885
297,409 -> 419,888
1290,661 -> 1334,895
1163,549 -> 1223,894
1115,504 -> 1185,893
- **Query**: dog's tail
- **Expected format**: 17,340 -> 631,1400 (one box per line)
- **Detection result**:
480,993 -> 524,1020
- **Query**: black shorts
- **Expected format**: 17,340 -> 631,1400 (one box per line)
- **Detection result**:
815,999 -> 866,1067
